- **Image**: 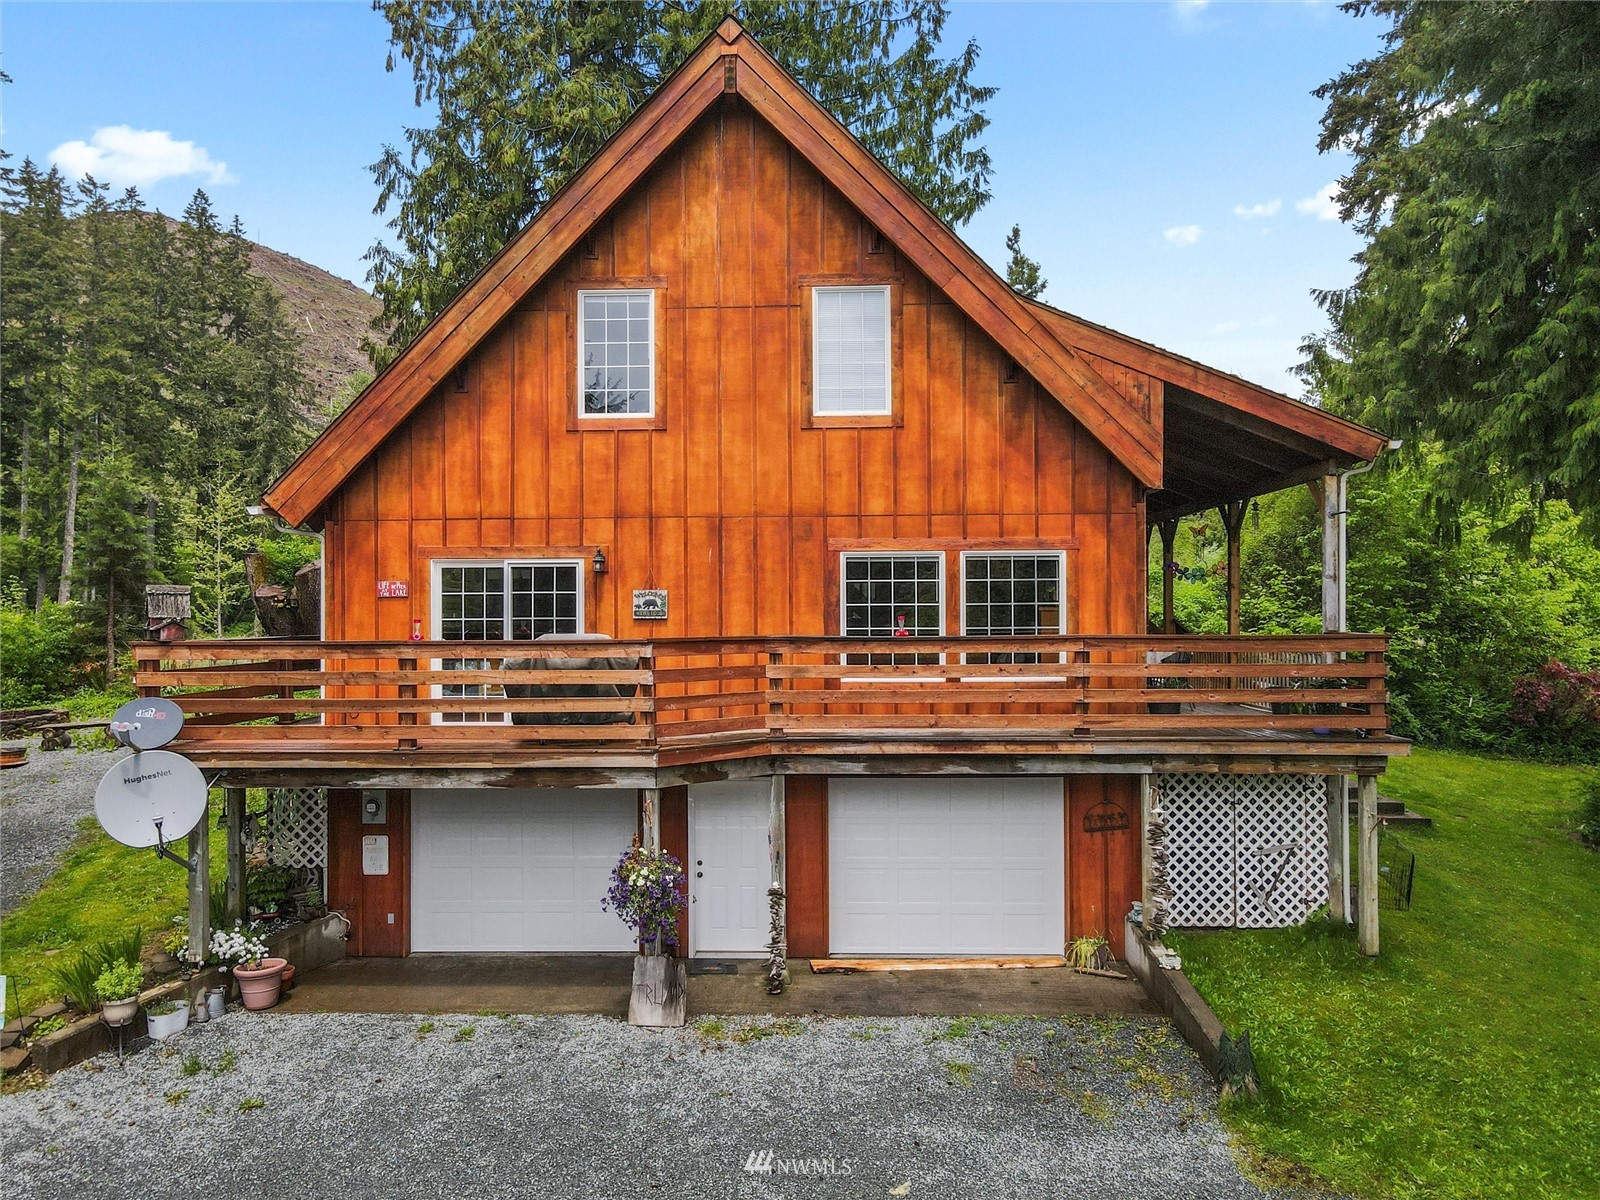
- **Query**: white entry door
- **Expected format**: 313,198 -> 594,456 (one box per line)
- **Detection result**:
829,777 -> 1064,956
688,781 -> 772,956
411,789 -> 636,952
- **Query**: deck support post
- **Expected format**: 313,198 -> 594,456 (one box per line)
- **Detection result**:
641,787 -> 661,853
187,801 -> 212,964
1138,773 -> 1153,929
224,787 -> 246,925
1219,501 -> 1248,635
1157,520 -> 1178,634
1325,775 -> 1348,923
768,774 -> 786,888
1357,774 -> 1380,956
1319,473 -> 1344,634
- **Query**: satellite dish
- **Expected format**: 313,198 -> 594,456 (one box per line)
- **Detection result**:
107,697 -> 185,750
95,750 -> 208,849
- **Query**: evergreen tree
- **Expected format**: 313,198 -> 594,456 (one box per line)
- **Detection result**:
1004,223 -> 1046,299
73,445 -> 151,678
1301,1 -> 1600,542
367,0 -> 995,359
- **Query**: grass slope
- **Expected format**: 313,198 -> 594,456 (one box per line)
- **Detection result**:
0,798 -> 226,1017
1171,749 -> 1600,1200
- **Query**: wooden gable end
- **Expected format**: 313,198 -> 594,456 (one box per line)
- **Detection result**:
322,101 -> 1149,645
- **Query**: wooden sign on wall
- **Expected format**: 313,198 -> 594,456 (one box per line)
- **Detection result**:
377,580 -> 409,598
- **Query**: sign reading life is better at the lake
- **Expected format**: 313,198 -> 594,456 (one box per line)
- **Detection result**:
377,580 -> 409,598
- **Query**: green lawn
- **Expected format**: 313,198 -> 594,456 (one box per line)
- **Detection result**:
0,796 -> 226,1018
1170,749 -> 1600,1200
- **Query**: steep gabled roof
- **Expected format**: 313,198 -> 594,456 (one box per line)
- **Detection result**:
263,17 -> 1165,526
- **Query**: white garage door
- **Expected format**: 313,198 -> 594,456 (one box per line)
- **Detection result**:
829,777 -> 1064,956
411,789 -> 636,952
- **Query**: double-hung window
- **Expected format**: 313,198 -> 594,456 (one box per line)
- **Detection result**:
436,560 -> 583,722
578,289 -> 654,416
840,552 -> 943,666
961,552 -> 1064,665
812,285 -> 891,416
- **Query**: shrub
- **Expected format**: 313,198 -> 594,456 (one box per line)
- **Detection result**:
47,929 -> 144,1011
1578,775 -> 1600,849
1511,661 -> 1600,762
94,959 -> 146,1003
246,863 -> 294,913
0,590 -> 96,706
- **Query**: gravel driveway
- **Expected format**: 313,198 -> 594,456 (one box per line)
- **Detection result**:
0,743 -> 123,915
2,1012 -> 1312,1200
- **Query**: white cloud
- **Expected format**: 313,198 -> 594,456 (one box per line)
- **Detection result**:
1163,224 -> 1202,247
1172,0 -> 1211,20
1233,199 -> 1281,220
50,126 -> 235,189
1209,319 -> 1242,335
1295,182 -> 1341,221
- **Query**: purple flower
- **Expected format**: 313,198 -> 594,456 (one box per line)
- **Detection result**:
601,844 -> 686,954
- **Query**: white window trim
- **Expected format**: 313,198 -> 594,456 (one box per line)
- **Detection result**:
429,557 -> 587,725
958,549 -> 1069,679
838,550 -> 945,681
576,288 -> 655,419
811,284 -> 893,417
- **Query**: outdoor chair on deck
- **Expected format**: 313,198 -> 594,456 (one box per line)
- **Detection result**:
501,633 -> 640,727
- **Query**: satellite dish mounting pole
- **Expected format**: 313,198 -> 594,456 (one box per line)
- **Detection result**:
151,817 -> 197,873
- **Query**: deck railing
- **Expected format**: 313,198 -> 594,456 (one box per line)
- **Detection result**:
133,634 -> 1388,755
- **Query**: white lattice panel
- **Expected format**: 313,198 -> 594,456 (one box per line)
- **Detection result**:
1156,773 -> 1327,929
267,788 -> 328,875
1234,775 -> 1326,928
1158,774 -> 1236,927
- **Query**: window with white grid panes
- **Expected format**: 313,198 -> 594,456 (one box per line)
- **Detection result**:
812,286 -> 891,415
437,561 -> 582,721
578,290 -> 653,416
961,553 -> 1064,664
840,553 -> 943,666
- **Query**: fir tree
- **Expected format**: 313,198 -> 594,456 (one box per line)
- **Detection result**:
1004,224 -> 1046,299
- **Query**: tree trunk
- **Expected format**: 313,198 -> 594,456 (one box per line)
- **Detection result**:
57,430 -> 81,604
17,416 -> 31,544
105,568 -> 117,680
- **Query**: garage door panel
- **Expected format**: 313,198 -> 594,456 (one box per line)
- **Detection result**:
412,789 -> 636,952
830,778 -> 1064,957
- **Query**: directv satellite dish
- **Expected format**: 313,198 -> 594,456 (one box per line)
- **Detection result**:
107,697 -> 185,750
95,750 -> 208,851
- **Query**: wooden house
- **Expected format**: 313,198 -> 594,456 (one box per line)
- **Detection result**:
138,20 -> 1404,968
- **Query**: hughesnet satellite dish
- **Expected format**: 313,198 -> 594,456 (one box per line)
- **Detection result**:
107,697 -> 185,750
95,750 -> 208,851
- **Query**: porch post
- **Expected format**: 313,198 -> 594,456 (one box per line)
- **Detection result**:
1319,473 -> 1343,634
1158,520 -> 1178,634
1138,773 -> 1153,925
1325,776 -> 1348,923
1358,774 -> 1380,956
641,787 -> 661,853
224,787 -> 246,925
187,800 -> 211,964
768,774 -> 786,888
1219,501 -> 1248,635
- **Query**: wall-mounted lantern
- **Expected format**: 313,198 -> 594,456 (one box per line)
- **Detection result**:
592,547 -> 608,575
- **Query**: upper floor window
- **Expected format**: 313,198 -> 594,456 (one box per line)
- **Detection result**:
961,552 -> 1064,665
813,285 -> 891,416
579,289 -> 654,417
840,551 -> 943,665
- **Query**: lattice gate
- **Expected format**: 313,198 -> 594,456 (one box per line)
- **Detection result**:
266,787 -> 329,878
1156,773 -> 1327,929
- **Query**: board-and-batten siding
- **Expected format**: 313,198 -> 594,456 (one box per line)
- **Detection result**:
321,101 -> 1151,648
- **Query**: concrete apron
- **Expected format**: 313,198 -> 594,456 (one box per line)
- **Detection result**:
275,955 -> 1159,1019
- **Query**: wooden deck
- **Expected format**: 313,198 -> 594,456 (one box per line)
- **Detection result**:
134,634 -> 1405,787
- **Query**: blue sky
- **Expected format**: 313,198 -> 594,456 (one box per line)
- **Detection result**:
2,1 -> 1383,393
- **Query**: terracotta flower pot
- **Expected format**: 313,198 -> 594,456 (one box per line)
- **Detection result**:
280,963 -> 297,991
234,957 -> 288,1011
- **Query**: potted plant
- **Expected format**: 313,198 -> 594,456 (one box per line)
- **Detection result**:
246,864 -> 294,921
95,959 -> 145,1026
1069,932 -> 1112,973
210,922 -> 286,1010
601,841 -> 688,1027
146,998 -> 190,1040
